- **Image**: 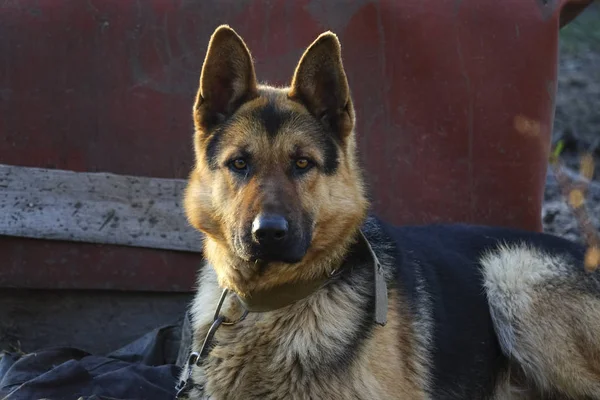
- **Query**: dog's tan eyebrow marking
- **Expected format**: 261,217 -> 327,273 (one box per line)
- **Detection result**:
220,147 -> 251,164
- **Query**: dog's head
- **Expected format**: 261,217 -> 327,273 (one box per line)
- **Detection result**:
184,25 -> 368,294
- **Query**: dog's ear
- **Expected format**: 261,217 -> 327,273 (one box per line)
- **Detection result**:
289,32 -> 354,139
194,25 -> 258,133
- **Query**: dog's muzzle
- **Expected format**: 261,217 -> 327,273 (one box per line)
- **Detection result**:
240,213 -> 309,264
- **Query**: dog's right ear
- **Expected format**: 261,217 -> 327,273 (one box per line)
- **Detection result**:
194,25 -> 258,133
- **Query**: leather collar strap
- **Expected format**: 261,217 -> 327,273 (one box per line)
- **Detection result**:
235,229 -> 388,326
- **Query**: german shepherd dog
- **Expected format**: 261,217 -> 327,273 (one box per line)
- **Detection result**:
178,25 -> 600,399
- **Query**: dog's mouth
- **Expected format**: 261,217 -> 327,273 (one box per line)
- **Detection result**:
240,242 -> 309,265
233,231 -> 311,265
247,248 -> 306,264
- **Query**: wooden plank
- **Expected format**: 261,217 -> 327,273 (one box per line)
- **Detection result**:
0,164 -> 204,253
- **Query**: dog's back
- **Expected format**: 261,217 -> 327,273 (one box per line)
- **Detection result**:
377,221 -> 592,398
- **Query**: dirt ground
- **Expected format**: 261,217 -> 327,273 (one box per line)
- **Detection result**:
543,3 -> 600,242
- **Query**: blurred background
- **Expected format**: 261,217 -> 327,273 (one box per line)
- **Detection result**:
544,2 -> 599,240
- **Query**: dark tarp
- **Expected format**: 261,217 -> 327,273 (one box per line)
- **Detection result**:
0,315 -> 193,400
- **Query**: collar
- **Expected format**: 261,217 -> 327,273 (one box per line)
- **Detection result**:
234,229 -> 388,326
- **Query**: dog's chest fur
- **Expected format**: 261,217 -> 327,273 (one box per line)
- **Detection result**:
186,257 -> 429,400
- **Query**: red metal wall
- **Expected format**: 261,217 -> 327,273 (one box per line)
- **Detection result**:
0,0 -> 588,292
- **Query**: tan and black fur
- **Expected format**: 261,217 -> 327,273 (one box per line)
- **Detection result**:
179,25 -> 600,399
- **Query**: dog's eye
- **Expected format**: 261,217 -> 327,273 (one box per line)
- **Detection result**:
233,159 -> 247,169
230,158 -> 248,172
295,158 -> 309,169
293,158 -> 314,175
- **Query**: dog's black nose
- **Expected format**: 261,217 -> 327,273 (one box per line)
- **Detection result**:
252,214 -> 288,244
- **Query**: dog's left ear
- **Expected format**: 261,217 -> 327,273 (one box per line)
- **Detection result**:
289,32 -> 354,140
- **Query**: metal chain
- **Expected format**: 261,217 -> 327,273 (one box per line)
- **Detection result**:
175,289 -> 248,399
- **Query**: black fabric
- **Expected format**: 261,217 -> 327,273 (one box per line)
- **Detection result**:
0,322 -> 191,400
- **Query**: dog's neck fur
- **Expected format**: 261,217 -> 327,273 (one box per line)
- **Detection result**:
187,218 -> 402,399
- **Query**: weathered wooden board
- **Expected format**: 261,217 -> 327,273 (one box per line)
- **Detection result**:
0,164 -> 204,253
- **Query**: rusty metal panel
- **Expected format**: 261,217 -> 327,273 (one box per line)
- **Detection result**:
0,0 -> 583,291
0,236 -> 198,291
